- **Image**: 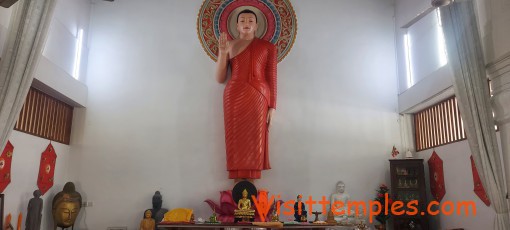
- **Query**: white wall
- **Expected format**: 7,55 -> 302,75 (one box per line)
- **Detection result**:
35,0 -> 90,107
3,131 -> 71,230
395,0 -> 434,94
43,0 -> 90,82
0,0 -> 91,229
72,0 -> 400,229
415,139 -> 498,230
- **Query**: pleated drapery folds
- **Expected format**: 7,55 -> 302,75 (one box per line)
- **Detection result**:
440,1 -> 510,229
223,38 -> 277,179
0,0 -> 56,150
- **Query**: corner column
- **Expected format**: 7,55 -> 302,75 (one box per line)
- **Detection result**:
488,53 -> 510,197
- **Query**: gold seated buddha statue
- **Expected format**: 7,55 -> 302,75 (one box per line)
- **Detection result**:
234,189 -> 255,221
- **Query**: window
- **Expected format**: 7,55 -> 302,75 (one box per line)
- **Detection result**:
414,97 -> 465,151
73,28 -> 84,80
404,9 -> 448,89
14,87 -> 74,144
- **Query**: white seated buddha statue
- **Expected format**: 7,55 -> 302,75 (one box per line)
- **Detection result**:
330,181 -> 355,221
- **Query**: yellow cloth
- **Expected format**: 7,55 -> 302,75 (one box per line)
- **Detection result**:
163,208 -> 193,222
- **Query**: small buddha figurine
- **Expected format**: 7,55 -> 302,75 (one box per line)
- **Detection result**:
150,191 -> 169,224
233,189 -> 255,222
209,210 -> 218,223
270,202 -> 279,222
140,210 -> 155,230
237,189 -> 252,210
326,210 -> 336,224
294,195 -> 307,222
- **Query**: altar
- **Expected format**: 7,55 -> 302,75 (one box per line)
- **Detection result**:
157,222 -> 356,230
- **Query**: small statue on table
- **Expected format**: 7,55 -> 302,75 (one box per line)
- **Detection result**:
208,210 -> 219,223
26,190 -> 43,230
294,195 -> 307,222
233,189 -> 255,222
326,210 -> 337,224
270,200 -> 280,222
331,181 -> 355,222
139,209 -> 155,230
149,191 -> 169,224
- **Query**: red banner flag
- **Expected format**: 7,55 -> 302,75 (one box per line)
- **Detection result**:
37,143 -> 57,195
428,151 -> 446,202
0,141 -> 14,193
470,156 -> 490,206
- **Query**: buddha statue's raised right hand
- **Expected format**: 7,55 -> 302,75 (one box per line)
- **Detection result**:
218,32 -> 229,55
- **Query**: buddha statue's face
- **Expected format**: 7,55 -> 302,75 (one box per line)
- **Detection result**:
242,190 -> 248,198
336,183 -> 345,193
237,13 -> 257,35
54,201 -> 80,227
153,200 -> 162,209
145,210 -> 152,219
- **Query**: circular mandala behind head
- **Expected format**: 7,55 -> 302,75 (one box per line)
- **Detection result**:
197,0 -> 297,63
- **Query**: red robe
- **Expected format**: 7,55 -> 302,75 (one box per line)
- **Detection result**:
224,38 -> 277,179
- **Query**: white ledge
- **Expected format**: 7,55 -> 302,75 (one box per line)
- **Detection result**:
33,56 -> 88,107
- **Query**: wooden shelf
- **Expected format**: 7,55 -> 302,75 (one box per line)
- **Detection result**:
395,187 -> 420,191
396,175 -> 419,178
157,223 -> 356,229
390,159 -> 429,230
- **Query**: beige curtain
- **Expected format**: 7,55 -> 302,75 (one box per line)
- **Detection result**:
0,0 -> 56,150
440,1 -> 510,229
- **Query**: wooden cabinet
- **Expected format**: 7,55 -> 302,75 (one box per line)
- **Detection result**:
390,159 -> 429,230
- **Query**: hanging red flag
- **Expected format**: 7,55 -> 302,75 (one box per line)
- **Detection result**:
0,141 -> 14,193
428,151 -> 446,202
470,156 -> 490,206
37,143 -> 57,195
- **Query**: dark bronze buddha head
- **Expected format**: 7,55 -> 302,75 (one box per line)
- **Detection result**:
152,191 -> 163,210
